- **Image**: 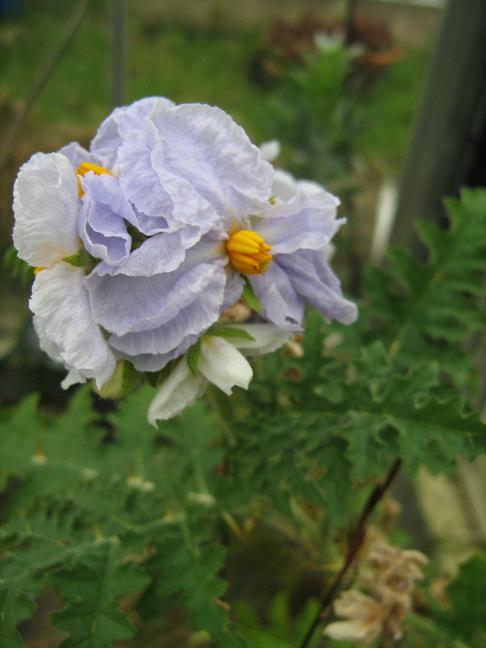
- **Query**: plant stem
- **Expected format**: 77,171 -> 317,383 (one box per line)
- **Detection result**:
298,457 -> 402,648
205,385 -> 237,447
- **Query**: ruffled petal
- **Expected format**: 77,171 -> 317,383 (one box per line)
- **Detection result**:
199,336 -> 252,395
256,190 -> 342,255
58,142 -> 96,168
86,251 -> 225,336
31,264 -> 116,388
90,96 -> 173,168
277,250 -> 358,325
78,173 -> 132,264
108,291 -> 224,356
221,271 -> 245,310
147,359 -> 207,426
249,262 -> 304,330
120,334 -> 200,372
116,125 -> 178,233
103,261 -> 226,354
147,102 -> 273,219
92,231 -> 188,278
117,123 -> 221,236
13,152 -> 80,267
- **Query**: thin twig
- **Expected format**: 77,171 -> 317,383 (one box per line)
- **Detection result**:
0,0 -> 89,171
298,457 -> 402,648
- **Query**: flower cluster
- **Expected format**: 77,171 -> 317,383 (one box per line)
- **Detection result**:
12,97 -> 357,422
324,530 -> 429,644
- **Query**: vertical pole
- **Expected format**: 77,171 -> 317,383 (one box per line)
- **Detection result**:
391,0 -> 486,247
111,0 -> 126,107
345,0 -> 359,44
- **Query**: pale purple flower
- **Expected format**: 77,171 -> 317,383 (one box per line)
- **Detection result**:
12,97 -> 357,411
82,99 -> 356,372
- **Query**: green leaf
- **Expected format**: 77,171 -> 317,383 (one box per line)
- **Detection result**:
0,574 -> 44,648
187,338 -> 203,376
438,554 -> 486,644
242,278 -> 261,312
209,324 -> 255,341
234,595 -> 321,648
231,342 -> 486,519
138,516 -> 245,646
52,542 -> 149,648
362,189 -> 486,387
0,385 -> 230,646
63,248 -> 96,269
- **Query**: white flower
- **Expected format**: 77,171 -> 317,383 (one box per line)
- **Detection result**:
147,324 -> 289,425
324,590 -> 386,645
259,139 -> 281,163
13,152 -> 116,388
324,532 -> 429,645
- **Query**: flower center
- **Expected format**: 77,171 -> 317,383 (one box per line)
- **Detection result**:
76,161 -> 112,197
226,229 -> 272,275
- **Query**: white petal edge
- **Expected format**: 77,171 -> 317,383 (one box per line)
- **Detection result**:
148,359 -> 207,426
271,168 -> 326,202
228,323 -> 291,356
260,140 -> 281,162
324,619 -> 374,642
13,152 -> 80,267
31,264 -> 116,388
198,336 -> 253,395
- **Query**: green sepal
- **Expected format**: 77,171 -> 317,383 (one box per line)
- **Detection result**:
187,339 -> 203,376
94,360 -> 141,399
144,358 -> 179,387
241,277 -> 261,312
126,223 -> 148,250
63,248 -> 96,270
3,246 -> 34,284
208,324 -> 255,342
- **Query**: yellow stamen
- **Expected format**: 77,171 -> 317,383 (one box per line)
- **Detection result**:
226,229 -> 272,275
34,267 -> 44,275
76,161 -> 113,197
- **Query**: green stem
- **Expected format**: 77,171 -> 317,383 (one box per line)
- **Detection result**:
298,458 -> 402,648
205,385 -> 237,447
